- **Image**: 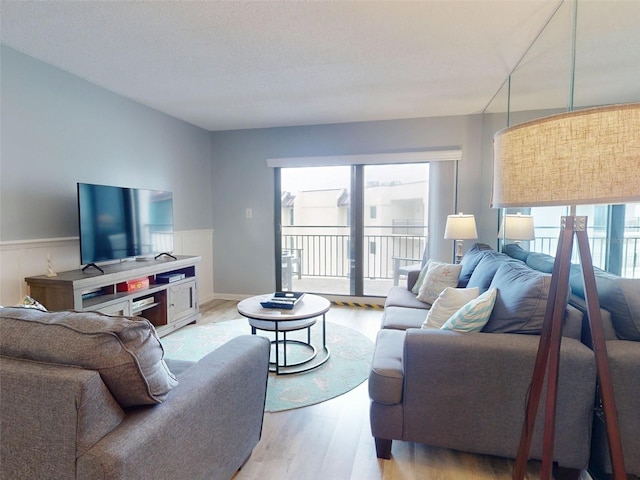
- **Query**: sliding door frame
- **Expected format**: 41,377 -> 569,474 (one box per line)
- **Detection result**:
270,149 -> 461,296
274,168 -> 283,289
351,165 -> 364,296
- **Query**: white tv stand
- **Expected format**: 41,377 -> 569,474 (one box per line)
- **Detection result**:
25,255 -> 200,337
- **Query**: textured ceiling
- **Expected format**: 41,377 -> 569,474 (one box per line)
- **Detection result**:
1,1 -> 639,131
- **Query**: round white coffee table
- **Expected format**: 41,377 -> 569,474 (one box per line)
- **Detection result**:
237,293 -> 331,375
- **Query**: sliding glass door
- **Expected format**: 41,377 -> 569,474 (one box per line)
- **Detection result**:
280,166 -> 352,295
362,164 -> 429,296
278,163 -> 429,297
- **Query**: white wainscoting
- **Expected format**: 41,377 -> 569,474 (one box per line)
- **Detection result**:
0,229 -> 214,307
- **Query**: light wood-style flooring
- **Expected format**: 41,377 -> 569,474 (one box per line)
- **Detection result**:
199,299 -> 593,480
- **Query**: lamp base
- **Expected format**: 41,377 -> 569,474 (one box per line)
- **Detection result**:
455,240 -> 463,264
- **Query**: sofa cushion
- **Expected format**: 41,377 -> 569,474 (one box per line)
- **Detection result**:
525,252 -> 556,274
466,252 -> 516,292
416,261 -> 462,305
503,243 -> 531,262
458,243 -> 494,287
483,262 -> 552,334
422,287 -> 480,329
382,306 -> 429,330
385,286 -> 429,310
570,266 -> 640,341
0,307 -> 178,407
441,288 -> 497,332
368,329 -> 406,405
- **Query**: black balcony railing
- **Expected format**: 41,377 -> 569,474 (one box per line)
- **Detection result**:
282,225 -> 639,282
282,225 -> 427,281
531,226 -> 640,278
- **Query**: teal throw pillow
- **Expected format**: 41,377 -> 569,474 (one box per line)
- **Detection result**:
422,287 -> 480,329
441,288 -> 498,332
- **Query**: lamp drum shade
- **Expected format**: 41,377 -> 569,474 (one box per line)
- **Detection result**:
444,213 -> 478,240
492,103 -> 640,208
499,214 -> 535,241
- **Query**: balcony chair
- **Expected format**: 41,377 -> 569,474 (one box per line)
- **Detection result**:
392,245 -> 428,286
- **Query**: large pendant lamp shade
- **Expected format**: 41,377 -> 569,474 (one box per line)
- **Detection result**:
492,103 -> 640,208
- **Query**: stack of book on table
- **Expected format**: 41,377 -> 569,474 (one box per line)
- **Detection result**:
260,292 -> 305,310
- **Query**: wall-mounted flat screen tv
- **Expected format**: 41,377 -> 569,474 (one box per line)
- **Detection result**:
77,183 -> 174,266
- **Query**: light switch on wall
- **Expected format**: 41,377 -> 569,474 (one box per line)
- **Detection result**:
246,208 -> 253,219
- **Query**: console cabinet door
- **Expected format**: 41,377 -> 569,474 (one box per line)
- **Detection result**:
167,280 -> 198,324
94,300 -> 131,317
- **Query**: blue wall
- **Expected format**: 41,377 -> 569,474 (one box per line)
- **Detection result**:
210,115 -> 490,295
0,45 -> 213,241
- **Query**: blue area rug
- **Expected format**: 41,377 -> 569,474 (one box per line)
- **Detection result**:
161,319 -> 374,412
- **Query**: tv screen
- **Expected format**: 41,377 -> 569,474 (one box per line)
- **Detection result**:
77,183 -> 174,265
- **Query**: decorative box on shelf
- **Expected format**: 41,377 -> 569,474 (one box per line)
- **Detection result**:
156,272 -> 186,284
116,277 -> 149,293
260,292 -> 305,310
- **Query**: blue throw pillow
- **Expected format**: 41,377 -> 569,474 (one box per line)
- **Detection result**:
466,252 -> 516,292
483,262 -> 551,334
457,243 -> 493,287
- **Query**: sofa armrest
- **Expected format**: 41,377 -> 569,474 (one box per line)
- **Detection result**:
406,267 -> 421,291
590,340 -> 640,476
570,294 -> 618,343
77,335 -> 270,480
401,329 -> 596,469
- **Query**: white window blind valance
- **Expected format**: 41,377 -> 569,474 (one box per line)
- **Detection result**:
266,148 -> 462,168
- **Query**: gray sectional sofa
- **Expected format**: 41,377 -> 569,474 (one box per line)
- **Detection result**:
369,242 -> 640,474
0,307 -> 271,480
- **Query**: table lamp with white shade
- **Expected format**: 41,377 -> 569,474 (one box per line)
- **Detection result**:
498,212 -> 535,247
444,213 -> 478,263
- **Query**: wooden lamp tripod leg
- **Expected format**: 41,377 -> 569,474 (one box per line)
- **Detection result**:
575,224 -> 626,479
513,216 -> 627,480
513,217 -> 575,480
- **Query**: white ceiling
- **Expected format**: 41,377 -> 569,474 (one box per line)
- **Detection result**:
1,0 -> 639,131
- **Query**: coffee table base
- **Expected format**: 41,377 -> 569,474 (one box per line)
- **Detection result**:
251,319 -> 330,375
267,342 -> 331,375
238,293 -> 332,375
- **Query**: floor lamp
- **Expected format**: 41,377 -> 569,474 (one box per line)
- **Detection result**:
492,103 -> 640,480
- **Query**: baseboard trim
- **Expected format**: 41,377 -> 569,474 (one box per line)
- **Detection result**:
210,293 -> 385,307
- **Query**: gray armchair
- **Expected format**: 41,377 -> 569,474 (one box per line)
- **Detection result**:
1,307 -> 271,480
